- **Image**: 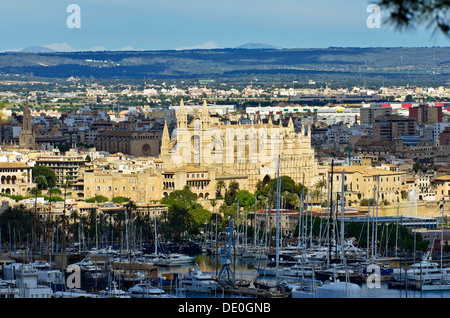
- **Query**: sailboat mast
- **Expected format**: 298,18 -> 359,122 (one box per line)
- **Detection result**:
441,198 -> 445,279
340,169 -> 345,262
275,155 -> 281,279
328,159 -> 334,264
154,210 -> 158,255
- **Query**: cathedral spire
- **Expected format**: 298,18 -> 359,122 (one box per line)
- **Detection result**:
179,98 -> 185,113
161,120 -> 170,155
177,99 -> 187,129
288,116 -> 294,130
201,99 -> 210,129
202,99 -> 208,115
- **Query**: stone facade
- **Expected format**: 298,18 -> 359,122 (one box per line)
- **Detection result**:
0,162 -> 34,196
161,99 -> 327,193
94,113 -> 160,157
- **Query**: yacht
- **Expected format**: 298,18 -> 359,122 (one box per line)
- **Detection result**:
154,253 -> 195,266
73,258 -> 105,279
180,265 -> 218,293
128,283 -> 173,298
391,260 -> 449,284
54,289 -> 99,298
289,279 -> 361,298
99,282 -> 131,298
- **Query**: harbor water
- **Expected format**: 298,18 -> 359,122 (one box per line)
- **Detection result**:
157,254 -> 450,298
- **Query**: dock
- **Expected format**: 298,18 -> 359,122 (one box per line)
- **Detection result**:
217,286 -> 289,298
387,281 -> 421,291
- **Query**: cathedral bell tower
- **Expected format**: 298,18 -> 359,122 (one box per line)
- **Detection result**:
19,97 -> 35,150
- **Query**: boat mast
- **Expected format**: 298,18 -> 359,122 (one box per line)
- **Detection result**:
275,155 -> 281,280
328,159 -> 334,265
441,198 -> 444,282
154,211 -> 158,255
340,169 -> 345,263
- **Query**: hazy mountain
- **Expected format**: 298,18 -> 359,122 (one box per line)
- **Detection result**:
21,46 -> 56,53
236,43 -> 282,50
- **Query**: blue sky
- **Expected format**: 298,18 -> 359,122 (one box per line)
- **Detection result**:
0,0 -> 448,52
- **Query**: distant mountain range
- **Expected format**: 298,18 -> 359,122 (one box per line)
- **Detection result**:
236,43 -> 282,50
20,46 -> 56,53
0,46 -> 448,85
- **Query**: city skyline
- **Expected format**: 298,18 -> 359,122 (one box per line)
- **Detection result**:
0,0 -> 448,53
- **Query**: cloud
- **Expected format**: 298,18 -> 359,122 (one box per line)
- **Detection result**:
175,41 -> 220,50
42,42 -> 77,52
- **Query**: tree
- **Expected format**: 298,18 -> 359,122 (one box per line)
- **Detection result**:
31,175 -> 47,259
112,196 -> 130,204
160,185 -> 201,240
413,161 -> 427,173
216,180 -> 226,198
377,0 -> 449,36
32,166 -> 57,188
235,190 -> 255,209
224,181 -> 239,206
85,195 -> 109,203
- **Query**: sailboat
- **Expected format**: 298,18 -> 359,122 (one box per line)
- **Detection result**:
293,164 -> 361,298
421,198 -> 450,291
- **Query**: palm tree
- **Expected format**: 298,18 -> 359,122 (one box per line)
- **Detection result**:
210,198 -> 219,275
125,200 -> 137,262
216,180 -> 226,198
70,210 -> 79,249
31,175 -> 47,260
61,175 -> 73,259
115,208 -> 126,261
79,215 -> 89,251
315,179 -> 326,204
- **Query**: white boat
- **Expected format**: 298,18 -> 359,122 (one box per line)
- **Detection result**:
72,258 -> 105,278
290,278 -> 361,298
128,283 -> 172,298
180,265 -> 218,293
154,253 -> 195,266
99,282 -> 131,298
391,260 -> 449,284
0,279 -> 19,298
316,280 -> 362,298
15,264 -> 54,298
54,288 -> 99,298
421,282 -> 450,291
73,258 -> 103,272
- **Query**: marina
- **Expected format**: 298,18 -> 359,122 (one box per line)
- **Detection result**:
2,245 -> 450,299
1,160 -> 450,299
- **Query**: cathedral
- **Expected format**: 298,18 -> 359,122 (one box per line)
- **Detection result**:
160,100 -> 326,192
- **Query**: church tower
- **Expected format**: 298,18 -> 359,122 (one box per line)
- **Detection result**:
161,120 -> 170,159
19,97 -> 35,149
128,111 -> 136,131
176,99 -> 187,129
201,99 -> 210,130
